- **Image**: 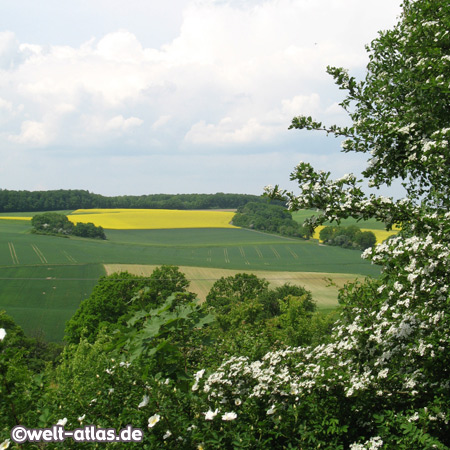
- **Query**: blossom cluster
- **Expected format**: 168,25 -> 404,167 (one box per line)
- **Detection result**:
216,159 -> 450,445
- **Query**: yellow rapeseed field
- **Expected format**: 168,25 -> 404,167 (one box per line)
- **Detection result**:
313,225 -> 398,244
0,216 -> 31,221
68,209 -> 238,230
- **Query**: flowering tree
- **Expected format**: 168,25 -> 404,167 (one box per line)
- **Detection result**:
195,0 -> 450,448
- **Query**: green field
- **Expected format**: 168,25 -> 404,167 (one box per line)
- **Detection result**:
292,210 -> 391,230
0,216 -> 379,341
0,263 -> 105,341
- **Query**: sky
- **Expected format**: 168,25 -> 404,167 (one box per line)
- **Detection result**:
0,0 -> 403,197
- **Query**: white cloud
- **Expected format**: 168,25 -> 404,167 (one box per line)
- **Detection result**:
8,120 -> 53,146
185,117 -> 275,145
281,94 -> 321,119
96,30 -> 144,62
0,0 -> 403,194
0,97 -> 13,111
151,115 -> 172,130
184,93 -> 325,145
106,115 -> 144,132
0,31 -> 22,69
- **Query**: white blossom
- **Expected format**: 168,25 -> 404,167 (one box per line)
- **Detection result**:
137,394 -> 149,408
148,414 -> 160,428
222,412 -> 237,421
0,439 -> 10,450
204,409 -> 219,421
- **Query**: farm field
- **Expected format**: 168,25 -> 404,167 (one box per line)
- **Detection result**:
0,263 -> 105,341
0,211 -> 380,341
68,208 -> 237,229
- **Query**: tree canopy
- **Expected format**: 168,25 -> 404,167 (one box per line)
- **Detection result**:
319,225 -> 377,250
64,266 -> 190,344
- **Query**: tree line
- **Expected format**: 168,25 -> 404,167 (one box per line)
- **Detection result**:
0,189 -> 268,212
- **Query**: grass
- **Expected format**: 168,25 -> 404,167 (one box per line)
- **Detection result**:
0,210 -> 381,341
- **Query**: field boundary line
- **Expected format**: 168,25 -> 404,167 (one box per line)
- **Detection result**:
31,244 -> 48,263
224,248 -> 230,263
270,246 -> 281,259
239,246 -> 250,265
62,250 -> 77,263
287,247 -> 299,259
8,242 -> 19,264
254,246 -> 264,259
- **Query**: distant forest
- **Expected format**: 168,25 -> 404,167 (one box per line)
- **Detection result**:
0,189 -> 273,212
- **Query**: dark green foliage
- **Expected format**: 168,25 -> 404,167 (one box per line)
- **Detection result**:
31,212 -> 73,235
267,283 -> 316,313
354,230 -> 377,250
72,222 -> 106,239
145,265 -> 191,302
202,273 -> 327,361
64,266 -> 190,345
64,272 -> 150,344
0,312 -> 62,433
206,273 -> 270,311
31,212 -> 106,239
232,201 -> 310,238
320,225 -> 376,250
0,312 -> 62,372
112,293 -> 214,384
